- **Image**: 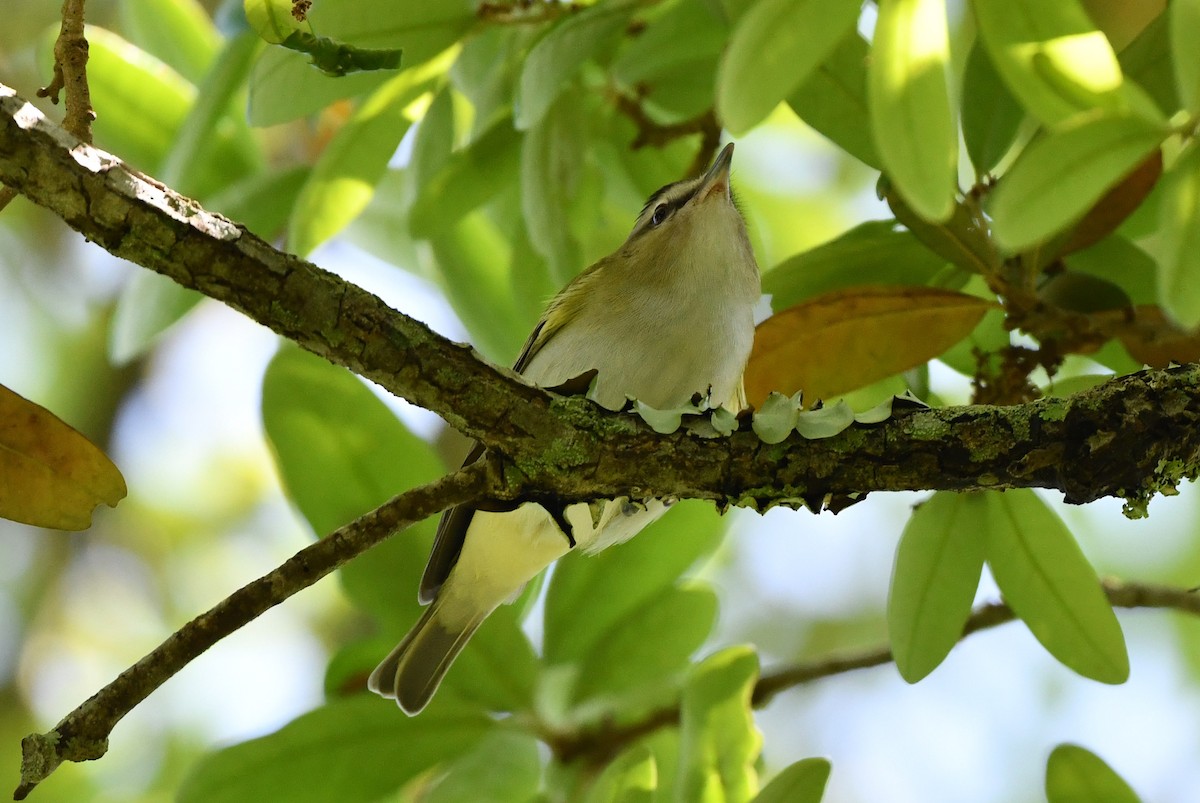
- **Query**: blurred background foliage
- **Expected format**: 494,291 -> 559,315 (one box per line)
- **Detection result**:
3,0 -> 1200,801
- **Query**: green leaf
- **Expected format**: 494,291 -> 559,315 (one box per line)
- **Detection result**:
261,346 -> 445,625
868,0 -> 958,222
751,758 -> 831,803
121,0 -> 221,82
573,583 -> 718,703
161,30 -> 264,199
763,220 -> 950,311
888,491 -> 986,682
177,696 -> 492,803
988,115 -> 1167,252
1120,15 -> 1179,117
247,47 -> 390,126
515,0 -> 639,130
288,56 -> 447,256
981,490 -> 1129,683
207,165 -> 313,240
585,747 -> 657,803
613,0 -> 727,114
244,0 -> 304,45
1045,744 -> 1143,803
411,119 -> 523,238
787,31 -> 880,168
521,96 -> 584,285
717,0 -> 861,135
961,40 -> 1024,175
428,212 -> 530,364
677,646 -> 762,803
1063,235 -> 1157,307
1172,0 -> 1200,112
425,728 -> 541,803
970,0 -> 1151,126
262,346 -> 443,536
109,273 -> 203,364
544,500 -> 727,666
1156,143 -> 1200,329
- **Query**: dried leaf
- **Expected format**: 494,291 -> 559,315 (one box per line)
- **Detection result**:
744,286 -> 992,406
0,384 -> 127,530
1061,151 -> 1162,255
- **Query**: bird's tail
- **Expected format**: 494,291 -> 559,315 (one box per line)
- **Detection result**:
367,597 -> 485,715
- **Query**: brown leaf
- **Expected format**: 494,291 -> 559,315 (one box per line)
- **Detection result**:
745,286 -> 993,407
0,384 -> 127,530
1119,305 -> 1200,367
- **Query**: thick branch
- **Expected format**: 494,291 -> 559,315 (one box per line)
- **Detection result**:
13,463 -> 493,800
548,580 -> 1200,764
2,82 -> 1199,515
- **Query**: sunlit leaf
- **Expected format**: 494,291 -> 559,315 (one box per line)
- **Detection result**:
787,31 -> 881,168
244,0 -> 303,45
752,758 -> 832,803
988,115 -> 1167,252
678,646 -> 762,803
745,286 -> 991,406
584,746 -> 657,803
1172,0 -> 1200,112
1156,143 -> 1200,329
428,212 -> 530,365
544,500 -> 726,666
514,0 -> 639,130
971,0 -> 1150,125
961,40 -> 1024,175
161,30 -> 264,199
868,0 -> 958,222
888,491 -> 986,682
288,55 -> 448,255
122,0 -> 221,82
1045,744 -> 1143,803
981,490 -> 1129,683
177,696 -> 492,803
0,385 -> 126,530
717,0 -> 860,135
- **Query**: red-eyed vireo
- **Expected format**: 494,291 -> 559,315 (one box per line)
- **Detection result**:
368,143 -> 761,713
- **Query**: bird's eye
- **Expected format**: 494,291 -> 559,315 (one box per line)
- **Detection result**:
650,204 -> 669,226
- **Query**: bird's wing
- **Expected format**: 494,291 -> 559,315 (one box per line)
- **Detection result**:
417,317 -> 559,604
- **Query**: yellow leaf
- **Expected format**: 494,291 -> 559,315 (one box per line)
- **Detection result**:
0,384 -> 127,530
745,286 -> 992,407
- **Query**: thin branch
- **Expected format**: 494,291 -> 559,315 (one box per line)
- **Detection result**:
37,0 -> 94,142
3,82 -> 1200,516
611,89 -> 721,174
13,462 -> 494,800
548,581 -> 1200,764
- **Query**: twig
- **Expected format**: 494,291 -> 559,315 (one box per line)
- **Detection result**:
1,0 -> 91,214
548,580 -> 1200,764
611,90 -> 722,176
13,463 -> 494,800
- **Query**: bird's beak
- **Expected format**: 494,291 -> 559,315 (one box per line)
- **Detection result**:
698,143 -> 734,202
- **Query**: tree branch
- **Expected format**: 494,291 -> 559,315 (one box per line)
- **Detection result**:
13,462 -> 494,800
547,580 -> 1200,765
2,82 -> 1199,518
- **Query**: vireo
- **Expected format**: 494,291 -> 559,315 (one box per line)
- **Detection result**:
368,143 -> 761,713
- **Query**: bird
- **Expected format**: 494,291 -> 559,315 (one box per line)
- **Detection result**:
368,142 -> 761,714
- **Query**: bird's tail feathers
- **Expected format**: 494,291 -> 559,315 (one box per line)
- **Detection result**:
366,598 -> 484,715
